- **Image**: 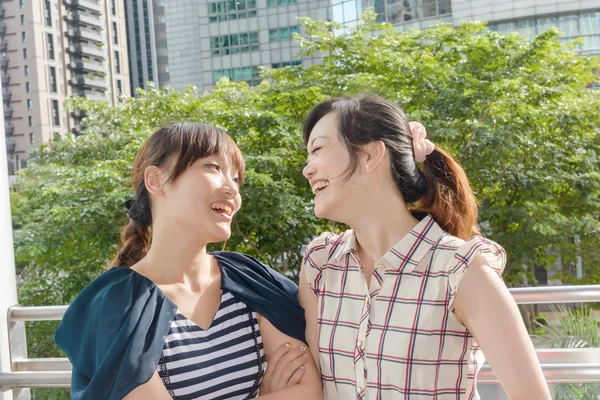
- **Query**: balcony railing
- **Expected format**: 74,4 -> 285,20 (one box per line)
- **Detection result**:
64,11 -> 103,28
63,0 -> 102,13
3,106 -> 12,119
68,59 -> 105,74
4,123 -> 14,135
66,27 -> 103,43
67,43 -> 105,58
0,285 -> 598,391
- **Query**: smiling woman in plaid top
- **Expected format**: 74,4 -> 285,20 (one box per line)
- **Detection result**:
298,96 -> 550,400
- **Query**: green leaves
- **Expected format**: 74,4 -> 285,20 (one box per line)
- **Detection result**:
12,12 -> 600,309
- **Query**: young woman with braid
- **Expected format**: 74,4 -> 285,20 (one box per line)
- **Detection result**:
298,96 -> 550,399
56,123 -> 322,400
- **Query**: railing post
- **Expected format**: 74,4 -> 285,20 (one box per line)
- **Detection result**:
0,75 -> 28,400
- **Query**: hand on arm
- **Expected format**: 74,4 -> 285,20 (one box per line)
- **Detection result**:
258,314 -> 323,399
452,255 -> 551,400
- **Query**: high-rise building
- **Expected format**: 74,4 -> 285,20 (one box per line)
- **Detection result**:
125,0 -> 330,93
334,0 -> 599,56
1,0 -> 131,175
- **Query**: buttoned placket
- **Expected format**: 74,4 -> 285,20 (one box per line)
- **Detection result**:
354,258 -> 388,399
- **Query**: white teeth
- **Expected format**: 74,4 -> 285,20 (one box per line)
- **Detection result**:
311,181 -> 328,194
211,203 -> 232,216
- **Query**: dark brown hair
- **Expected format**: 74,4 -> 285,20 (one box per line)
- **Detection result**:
303,96 -> 478,240
109,122 -> 245,268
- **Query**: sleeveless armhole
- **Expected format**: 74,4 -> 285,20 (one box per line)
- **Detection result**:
302,232 -> 331,297
447,236 -> 507,313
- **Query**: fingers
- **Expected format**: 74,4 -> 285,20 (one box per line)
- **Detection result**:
264,341 -> 292,377
272,345 -> 309,382
287,364 -> 306,386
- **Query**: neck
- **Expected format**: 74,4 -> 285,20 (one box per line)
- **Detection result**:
133,218 -> 219,289
348,185 -> 419,262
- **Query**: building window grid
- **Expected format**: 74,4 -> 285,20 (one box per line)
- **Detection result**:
111,0 -> 117,16
213,66 -> 261,85
490,11 -> 600,55
272,60 -> 301,68
210,32 -> 259,56
269,26 -> 300,41
266,0 -> 296,7
209,0 -> 257,22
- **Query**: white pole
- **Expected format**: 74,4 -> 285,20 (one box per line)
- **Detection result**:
0,69 -> 17,400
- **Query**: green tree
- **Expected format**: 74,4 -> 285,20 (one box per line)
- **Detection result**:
10,12 -> 600,385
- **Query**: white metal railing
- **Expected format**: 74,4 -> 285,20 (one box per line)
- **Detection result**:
0,286 -> 599,390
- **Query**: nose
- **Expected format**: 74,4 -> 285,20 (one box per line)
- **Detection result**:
223,175 -> 240,198
303,161 -> 315,180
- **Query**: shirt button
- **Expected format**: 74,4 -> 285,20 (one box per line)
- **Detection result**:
365,296 -> 371,304
357,339 -> 363,348
357,385 -> 364,394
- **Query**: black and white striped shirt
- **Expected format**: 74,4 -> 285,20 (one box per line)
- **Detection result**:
158,289 -> 266,399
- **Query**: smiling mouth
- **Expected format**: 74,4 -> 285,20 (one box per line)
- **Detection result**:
311,181 -> 329,195
210,203 -> 233,217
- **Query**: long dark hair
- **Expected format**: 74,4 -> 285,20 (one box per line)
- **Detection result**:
303,96 -> 478,240
109,122 -> 245,268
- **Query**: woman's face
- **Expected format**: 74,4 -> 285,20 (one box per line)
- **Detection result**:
159,153 -> 242,243
303,112 -> 365,223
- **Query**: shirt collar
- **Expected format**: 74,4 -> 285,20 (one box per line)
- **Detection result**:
331,215 -> 444,274
382,215 -> 444,273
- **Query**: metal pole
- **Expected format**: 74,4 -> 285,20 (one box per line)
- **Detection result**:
0,66 -> 16,400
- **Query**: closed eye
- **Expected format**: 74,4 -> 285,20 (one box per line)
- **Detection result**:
205,163 -> 221,171
311,147 -> 322,155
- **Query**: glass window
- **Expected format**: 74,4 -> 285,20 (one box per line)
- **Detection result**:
30,133 -> 35,144
112,22 -> 119,44
111,0 -> 117,15
114,50 -> 121,74
25,82 -> 30,92
44,0 -> 52,27
249,32 -> 258,43
19,0 -> 24,8
559,15 -> 579,37
49,66 -> 57,93
22,32 -> 27,42
581,12 -> 600,35
20,15 -> 25,24
24,65 -> 30,76
47,33 -> 55,60
28,116 -> 33,127
230,34 -> 239,46
52,100 -> 60,126
537,17 -> 557,34
517,19 -> 535,40
27,99 -> 32,109
116,79 -> 122,94
269,29 -> 279,41
23,48 -> 27,59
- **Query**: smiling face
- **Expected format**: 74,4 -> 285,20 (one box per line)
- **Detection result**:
161,153 -> 242,243
303,111 -> 364,222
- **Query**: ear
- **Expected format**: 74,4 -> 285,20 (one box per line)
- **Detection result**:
361,140 -> 386,173
144,165 -> 166,196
